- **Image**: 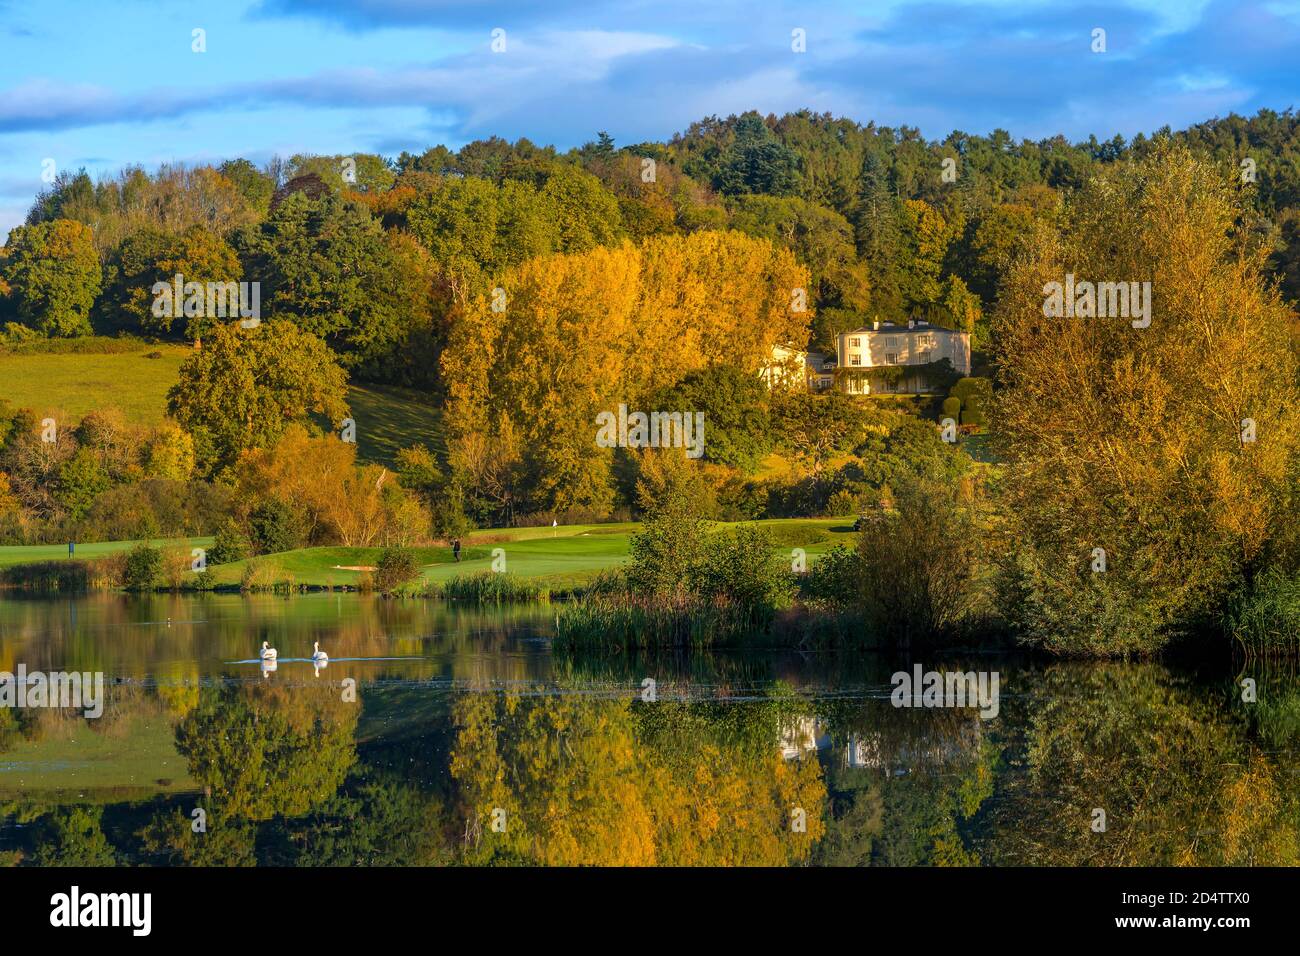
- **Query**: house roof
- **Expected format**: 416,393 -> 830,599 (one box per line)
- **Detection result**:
844,322 -> 966,336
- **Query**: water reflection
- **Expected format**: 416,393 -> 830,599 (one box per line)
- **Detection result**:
0,594 -> 1296,866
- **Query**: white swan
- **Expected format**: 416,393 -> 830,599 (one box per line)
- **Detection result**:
260,641 -> 278,661
311,641 -> 328,663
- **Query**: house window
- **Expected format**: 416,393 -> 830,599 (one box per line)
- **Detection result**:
886,336 -> 899,347
850,356 -> 861,366
886,353 -> 898,364
919,351 -> 932,363
850,337 -> 860,347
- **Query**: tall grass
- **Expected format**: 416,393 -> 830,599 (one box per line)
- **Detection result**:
1225,570 -> 1300,657
553,593 -> 772,652
240,558 -> 294,593
435,571 -> 550,603
0,553 -> 126,591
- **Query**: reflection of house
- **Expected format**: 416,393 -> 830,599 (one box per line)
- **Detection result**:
835,320 -> 970,395
841,722 -> 982,774
779,715 -> 831,760
844,733 -> 884,769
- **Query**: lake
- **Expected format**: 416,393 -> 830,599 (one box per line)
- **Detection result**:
1,592 -> 1296,866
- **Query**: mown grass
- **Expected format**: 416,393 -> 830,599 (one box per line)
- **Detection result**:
0,537 -> 212,570
0,519 -> 855,592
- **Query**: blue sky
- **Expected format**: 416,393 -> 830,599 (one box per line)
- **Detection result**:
0,0 -> 1297,239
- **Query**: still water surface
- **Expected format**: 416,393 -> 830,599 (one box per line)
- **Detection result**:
1,593 -> 1296,866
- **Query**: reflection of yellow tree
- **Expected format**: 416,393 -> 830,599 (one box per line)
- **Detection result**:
155,662 -> 200,720
175,682 -> 357,822
644,741 -> 824,866
1220,754 -> 1299,866
986,664 -> 1299,865
450,691 -> 825,866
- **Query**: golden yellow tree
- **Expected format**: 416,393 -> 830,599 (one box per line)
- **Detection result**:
992,144 -> 1300,654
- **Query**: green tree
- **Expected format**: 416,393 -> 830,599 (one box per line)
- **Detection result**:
651,365 -> 773,473
124,543 -> 162,590
0,219 -> 102,336
715,113 -> 802,196
166,322 -> 349,477
248,498 -> 305,554
55,449 -> 112,521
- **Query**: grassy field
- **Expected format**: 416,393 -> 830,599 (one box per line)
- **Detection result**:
0,537 -> 213,570
0,339 -> 441,467
0,518 -> 855,589
344,382 -> 445,466
0,342 -> 190,425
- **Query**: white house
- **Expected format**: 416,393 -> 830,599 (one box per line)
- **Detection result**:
762,343 -> 834,391
835,320 -> 970,395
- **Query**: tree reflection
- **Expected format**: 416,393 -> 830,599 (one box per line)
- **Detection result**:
451,687 -> 826,866
980,664 -> 1300,865
175,681 -> 358,822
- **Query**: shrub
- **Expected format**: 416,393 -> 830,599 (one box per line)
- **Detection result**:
941,396 -> 962,419
692,524 -> 795,615
123,543 -> 162,591
208,517 -> 251,565
800,544 -> 861,606
160,546 -> 194,589
374,547 -> 421,593
854,476 -> 989,643
248,499 -> 304,555
950,377 -> 991,406
960,396 -> 986,428
240,558 -> 284,592
826,489 -> 859,517
626,497 -> 705,596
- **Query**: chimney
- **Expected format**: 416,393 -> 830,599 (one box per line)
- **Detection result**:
872,320 -> 879,331
908,319 -> 915,329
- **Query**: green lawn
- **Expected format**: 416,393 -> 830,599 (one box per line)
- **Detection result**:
0,519 -> 856,589
0,537 -> 213,570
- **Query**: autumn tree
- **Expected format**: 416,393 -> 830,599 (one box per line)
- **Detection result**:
440,231 -> 809,519
167,322 -> 348,477
992,144 -> 1300,654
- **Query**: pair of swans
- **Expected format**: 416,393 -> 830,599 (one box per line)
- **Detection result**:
260,641 -> 328,663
